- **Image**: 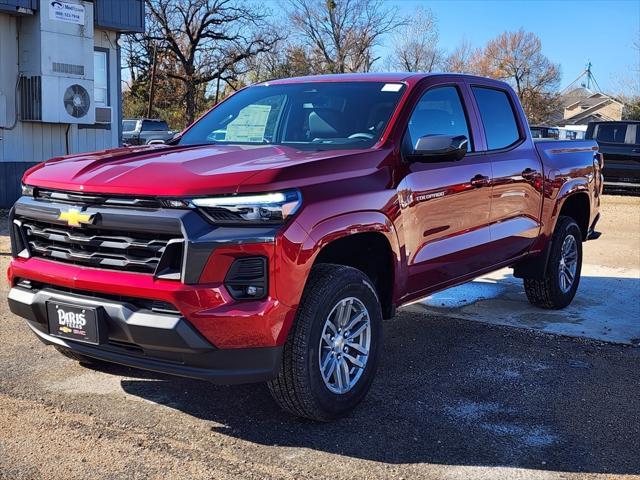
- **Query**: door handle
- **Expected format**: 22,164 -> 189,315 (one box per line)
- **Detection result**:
522,168 -> 538,179
632,148 -> 640,153
470,174 -> 490,188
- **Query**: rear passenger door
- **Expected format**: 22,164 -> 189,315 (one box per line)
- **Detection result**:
470,86 -> 543,263
397,82 -> 494,291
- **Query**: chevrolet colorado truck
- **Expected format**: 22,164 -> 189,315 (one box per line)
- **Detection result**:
7,73 -> 602,421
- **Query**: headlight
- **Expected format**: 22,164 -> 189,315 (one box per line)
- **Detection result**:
190,190 -> 302,225
21,184 -> 34,196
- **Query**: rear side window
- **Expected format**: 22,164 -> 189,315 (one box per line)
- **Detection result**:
594,123 -> 628,144
142,120 -> 169,131
472,87 -> 521,150
405,86 -> 472,151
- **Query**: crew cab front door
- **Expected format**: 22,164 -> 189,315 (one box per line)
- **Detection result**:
396,83 -> 494,296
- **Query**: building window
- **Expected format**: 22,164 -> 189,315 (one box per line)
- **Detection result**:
94,49 -> 109,107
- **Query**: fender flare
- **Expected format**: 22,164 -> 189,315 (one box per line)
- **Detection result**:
305,211 -> 401,256
294,211 -> 403,309
551,178 -> 590,232
514,178 -> 590,280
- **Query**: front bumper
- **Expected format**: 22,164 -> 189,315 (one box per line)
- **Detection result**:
7,194 -> 300,352
8,285 -> 283,383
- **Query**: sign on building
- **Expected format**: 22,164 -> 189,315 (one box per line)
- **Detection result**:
49,1 -> 85,25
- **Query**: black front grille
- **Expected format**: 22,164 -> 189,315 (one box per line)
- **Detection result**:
20,219 -> 182,274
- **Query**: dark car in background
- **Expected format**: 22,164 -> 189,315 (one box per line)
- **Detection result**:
586,120 -> 640,191
122,118 -> 175,145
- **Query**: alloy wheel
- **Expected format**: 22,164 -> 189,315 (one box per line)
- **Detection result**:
318,297 -> 372,394
558,235 -> 578,293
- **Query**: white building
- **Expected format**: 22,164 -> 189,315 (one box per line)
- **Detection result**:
0,0 -> 144,207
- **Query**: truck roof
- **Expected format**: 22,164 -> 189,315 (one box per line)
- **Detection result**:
261,72 -> 511,88
123,118 -> 167,122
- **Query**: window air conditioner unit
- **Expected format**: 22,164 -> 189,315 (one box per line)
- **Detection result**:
95,106 -> 112,124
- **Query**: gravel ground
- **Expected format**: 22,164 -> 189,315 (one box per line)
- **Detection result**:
0,196 -> 639,480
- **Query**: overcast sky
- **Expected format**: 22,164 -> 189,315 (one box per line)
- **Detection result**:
382,0 -> 639,93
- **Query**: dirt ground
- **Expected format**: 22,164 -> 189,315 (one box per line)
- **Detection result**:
1,196 -> 639,480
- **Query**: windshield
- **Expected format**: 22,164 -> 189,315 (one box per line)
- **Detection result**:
179,82 -> 406,150
122,120 -> 137,132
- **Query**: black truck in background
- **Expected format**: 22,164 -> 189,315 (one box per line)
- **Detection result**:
586,120 -> 640,191
122,119 -> 175,146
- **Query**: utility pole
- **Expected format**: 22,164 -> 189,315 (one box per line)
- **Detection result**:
585,61 -> 593,90
215,72 -> 221,105
147,43 -> 158,118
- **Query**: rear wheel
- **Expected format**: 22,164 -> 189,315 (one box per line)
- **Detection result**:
524,216 -> 582,309
268,264 -> 383,421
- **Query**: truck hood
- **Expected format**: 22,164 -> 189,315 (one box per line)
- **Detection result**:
23,143 -> 379,196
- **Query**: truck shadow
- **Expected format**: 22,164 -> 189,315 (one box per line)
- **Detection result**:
111,301 -> 640,475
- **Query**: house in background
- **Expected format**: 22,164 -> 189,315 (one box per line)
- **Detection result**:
0,0 -> 144,207
546,86 -> 624,129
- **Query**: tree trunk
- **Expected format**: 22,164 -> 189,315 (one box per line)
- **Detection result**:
185,78 -> 197,126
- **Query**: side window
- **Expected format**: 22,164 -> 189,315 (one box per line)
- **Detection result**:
594,123 -> 627,144
405,86 -> 472,152
472,87 -> 521,150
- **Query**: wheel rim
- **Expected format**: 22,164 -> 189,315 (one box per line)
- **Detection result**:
318,297 -> 371,395
559,235 -> 578,293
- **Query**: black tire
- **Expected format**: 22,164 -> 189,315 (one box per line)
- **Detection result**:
524,216 -> 583,309
267,264 -> 383,421
54,345 -> 102,365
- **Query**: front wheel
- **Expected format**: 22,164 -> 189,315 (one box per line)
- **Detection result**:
524,216 -> 583,309
268,264 -> 383,421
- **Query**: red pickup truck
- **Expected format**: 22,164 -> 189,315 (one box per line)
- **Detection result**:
7,73 -> 602,421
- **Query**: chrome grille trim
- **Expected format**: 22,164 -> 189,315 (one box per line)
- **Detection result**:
20,219 -> 182,275
35,189 -> 163,209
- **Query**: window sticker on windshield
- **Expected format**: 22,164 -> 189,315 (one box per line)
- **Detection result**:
381,83 -> 403,92
224,104 -> 272,142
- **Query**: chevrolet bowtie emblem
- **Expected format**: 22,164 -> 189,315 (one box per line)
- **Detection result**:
58,209 -> 94,227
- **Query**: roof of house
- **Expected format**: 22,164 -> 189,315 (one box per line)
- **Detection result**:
550,87 -> 623,126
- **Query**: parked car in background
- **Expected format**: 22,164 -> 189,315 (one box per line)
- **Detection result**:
530,125 -> 560,139
586,120 -> 640,190
122,118 -> 175,145
558,126 -> 586,140
9,73 -> 602,421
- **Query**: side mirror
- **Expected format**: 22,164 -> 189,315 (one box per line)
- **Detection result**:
408,134 -> 468,163
166,132 -> 182,145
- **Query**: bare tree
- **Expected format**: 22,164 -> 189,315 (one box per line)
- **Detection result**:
614,32 -> 640,120
475,29 -> 561,123
286,0 -> 404,74
144,0 -> 282,124
247,41 -> 316,83
388,7 -> 442,72
444,40 -> 480,74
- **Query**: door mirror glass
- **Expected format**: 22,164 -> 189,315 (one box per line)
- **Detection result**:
408,134 -> 468,162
